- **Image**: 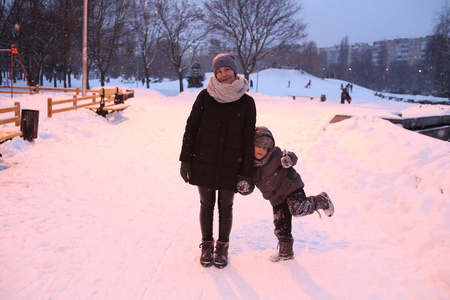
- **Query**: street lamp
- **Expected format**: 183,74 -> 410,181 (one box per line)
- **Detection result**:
82,0 -> 88,96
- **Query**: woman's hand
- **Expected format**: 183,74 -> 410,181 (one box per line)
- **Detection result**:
180,161 -> 191,183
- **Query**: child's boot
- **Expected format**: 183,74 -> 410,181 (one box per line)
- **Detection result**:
312,192 -> 334,217
270,239 -> 294,262
213,241 -> 229,269
199,239 -> 214,267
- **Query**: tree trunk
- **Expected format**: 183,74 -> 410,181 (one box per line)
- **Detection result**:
68,71 -> 72,88
145,67 -> 150,89
101,71 -> 106,86
178,72 -> 184,92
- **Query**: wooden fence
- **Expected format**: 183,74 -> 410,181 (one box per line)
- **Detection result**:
47,88 -> 134,117
0,85 -> 98,95
0,102 -> 21,126
0,102 -> 22,145
47,94 -> 114,117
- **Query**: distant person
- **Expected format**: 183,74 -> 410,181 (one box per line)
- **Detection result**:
179,52 -> 257,269
236,126 -> 334,262
346,83 -> 351,94
305,79 -> 311,88
341,88 -> 351,104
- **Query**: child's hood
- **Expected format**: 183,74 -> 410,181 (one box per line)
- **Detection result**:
254,126 -> 275,149
254,126 -> 276,168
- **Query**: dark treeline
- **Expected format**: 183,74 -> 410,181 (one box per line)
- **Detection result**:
1,0 -> 449,96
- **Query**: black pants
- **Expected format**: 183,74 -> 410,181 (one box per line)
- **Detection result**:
272,188 -> 313,242
198,186 -> 235,243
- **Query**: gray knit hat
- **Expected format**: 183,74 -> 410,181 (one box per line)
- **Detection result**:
254,126 -> 275,150
212,52 -> 238,75
254,136 -> 274,149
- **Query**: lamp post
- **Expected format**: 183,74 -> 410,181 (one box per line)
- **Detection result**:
82,0 -> 88,96
256,67 -> 259,93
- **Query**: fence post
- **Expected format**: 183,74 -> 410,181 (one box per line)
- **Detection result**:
76,87 -> 80,96
47,98 -> 52,117
35,85 -> 40,94
14,102 -> 20,126
73,95 -> 77,107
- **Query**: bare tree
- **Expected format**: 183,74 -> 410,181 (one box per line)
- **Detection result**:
373,41 -> 390,91
297,41 -> 321,75
204,0 -> 306,80
43,0 -> 83,88
427,2 -> 450,95
338,36 -> 350,80
88,0 -> 132,86
0,0 -> 26,85
155,0 -> 205,92
130,0 -> 161,89
349,47 -> 372,88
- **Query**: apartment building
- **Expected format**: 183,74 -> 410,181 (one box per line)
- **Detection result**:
320,37 -> 430,67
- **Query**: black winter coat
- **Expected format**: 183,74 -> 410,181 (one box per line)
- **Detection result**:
179,89 -> 257,191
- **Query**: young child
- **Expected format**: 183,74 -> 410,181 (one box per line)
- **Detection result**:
237,126 -> 334,262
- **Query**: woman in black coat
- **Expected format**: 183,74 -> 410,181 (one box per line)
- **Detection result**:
179,52 -> 256,269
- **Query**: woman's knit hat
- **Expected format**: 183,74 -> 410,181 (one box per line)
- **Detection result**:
212,52 -> 238,75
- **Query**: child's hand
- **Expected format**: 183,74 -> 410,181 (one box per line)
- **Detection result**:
237,177 -> 254,195
281,150 -> 293,168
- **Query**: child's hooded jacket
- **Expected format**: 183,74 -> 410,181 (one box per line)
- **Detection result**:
253,126 -> 305,207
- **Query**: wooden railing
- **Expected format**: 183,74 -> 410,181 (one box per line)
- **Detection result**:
0,102 -> 22,146
47,94 -> 115,117
47,88 -> 134,117
0,102 -> 21,126
0,86 -> 32,94
0,85 -> 98,95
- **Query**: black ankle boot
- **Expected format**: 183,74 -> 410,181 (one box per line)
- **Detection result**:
199,240 -> 214,267
271,239 -> 294,262
213,241 -> 229,269
313,192 -> 334,217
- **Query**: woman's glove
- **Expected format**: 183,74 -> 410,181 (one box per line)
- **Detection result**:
236,176 -> 254,195
180,161 -> 191,183
281,150 -> 293,168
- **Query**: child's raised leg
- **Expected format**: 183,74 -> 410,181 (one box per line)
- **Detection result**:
286,189 -> 334,218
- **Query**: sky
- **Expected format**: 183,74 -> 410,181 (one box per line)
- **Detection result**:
300,0 -> 448,47
0,70 -> 449,299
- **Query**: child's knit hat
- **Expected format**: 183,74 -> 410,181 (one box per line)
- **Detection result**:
254,126 -> 274,149
212,52 -> 238,75
254,136 -> 274,149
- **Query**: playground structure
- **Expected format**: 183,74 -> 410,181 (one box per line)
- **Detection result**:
0,44 -> 32,97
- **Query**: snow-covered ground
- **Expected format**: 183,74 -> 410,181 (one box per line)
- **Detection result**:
1,69 -> 449,299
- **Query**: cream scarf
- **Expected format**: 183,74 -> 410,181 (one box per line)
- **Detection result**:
206,75 -> 249,103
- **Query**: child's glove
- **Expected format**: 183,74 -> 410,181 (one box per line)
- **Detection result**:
236,176 -> 254,195
281,150 -> 293,168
